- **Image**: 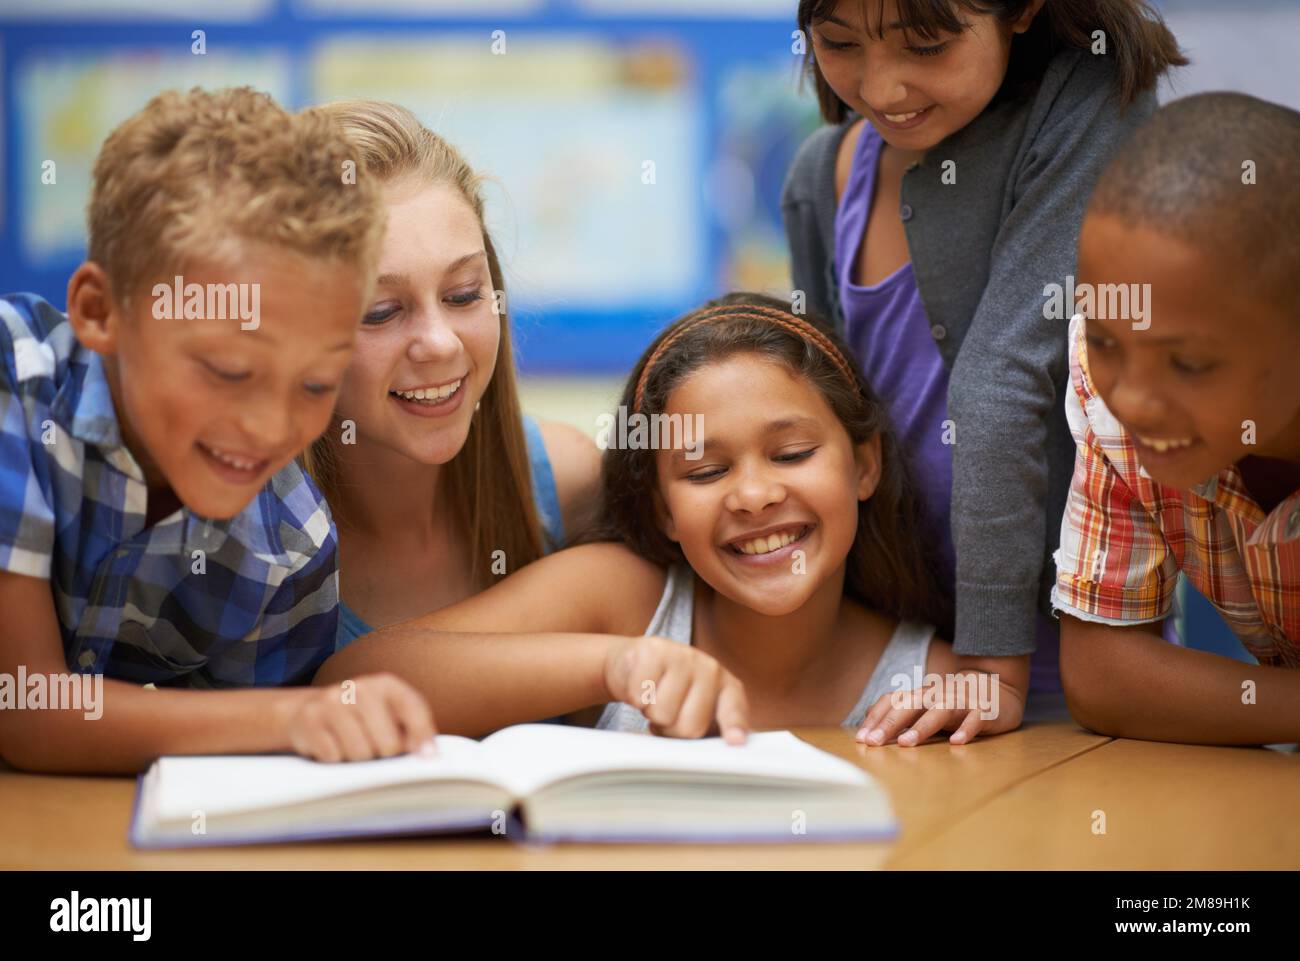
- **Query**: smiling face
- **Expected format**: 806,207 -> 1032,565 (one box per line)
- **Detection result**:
809,0 -> 1040,150
1078,214 -> 1300,490
333,178 -> 500,468
654,353 -> 880,617
96,246 -> 364,519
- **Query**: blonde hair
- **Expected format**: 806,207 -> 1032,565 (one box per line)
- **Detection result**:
88,86 -> 386,307
302,99 -> 546,586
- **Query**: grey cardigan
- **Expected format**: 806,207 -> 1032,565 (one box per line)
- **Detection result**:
781,48 -> 1156,657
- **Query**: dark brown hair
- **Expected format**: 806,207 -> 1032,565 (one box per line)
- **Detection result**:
586,292 -> 951,631
798,0 -> 1187,123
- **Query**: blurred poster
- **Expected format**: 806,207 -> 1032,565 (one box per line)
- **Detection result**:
295,0 -> 543,15
310,35 -> 703,308
712,56 -> 820,295
577,0 -> 793,17
17,50 -> 290,261
0,1 -> 270,20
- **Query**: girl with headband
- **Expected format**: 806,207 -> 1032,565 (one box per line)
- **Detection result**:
321,292 -> 960,736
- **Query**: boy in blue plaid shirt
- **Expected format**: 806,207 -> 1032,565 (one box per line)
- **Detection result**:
0,88 -> 435,772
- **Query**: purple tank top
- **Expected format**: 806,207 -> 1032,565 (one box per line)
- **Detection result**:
833,122 -> 1061,697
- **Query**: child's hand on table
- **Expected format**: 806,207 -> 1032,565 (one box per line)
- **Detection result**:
604,636 -> 750,744
856,657 -> 1028,747
283,672 -> 438,762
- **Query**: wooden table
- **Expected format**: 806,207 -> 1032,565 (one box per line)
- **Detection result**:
892,737 -> 1300,869
2,722 -> 1294,869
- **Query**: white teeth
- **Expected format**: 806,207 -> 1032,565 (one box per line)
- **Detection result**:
884,108 -> 925,122
1135,434 -> 1195,453
204,444 -> 258,471
735,528 -> 804,556
393,380 -> 461,403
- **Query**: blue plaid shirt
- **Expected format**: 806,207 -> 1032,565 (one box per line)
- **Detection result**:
0,293 -> 340,688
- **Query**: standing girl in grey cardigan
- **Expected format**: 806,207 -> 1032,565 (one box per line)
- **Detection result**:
782,0 -> 1183,746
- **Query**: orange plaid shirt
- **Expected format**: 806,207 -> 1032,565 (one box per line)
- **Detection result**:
1052,315 -> 1300,668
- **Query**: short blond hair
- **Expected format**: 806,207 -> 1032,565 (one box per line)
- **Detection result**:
88,86 -> 386,306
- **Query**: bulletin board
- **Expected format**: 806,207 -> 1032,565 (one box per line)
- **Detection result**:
0,0 -> 822,373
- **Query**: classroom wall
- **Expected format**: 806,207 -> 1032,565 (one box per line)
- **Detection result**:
2,1 -> 1295,373
0,0 -> 821,374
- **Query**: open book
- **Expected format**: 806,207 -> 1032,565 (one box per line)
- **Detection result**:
130,724 -> 895,847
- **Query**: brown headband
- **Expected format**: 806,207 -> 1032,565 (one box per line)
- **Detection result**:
633,304 -> 859,413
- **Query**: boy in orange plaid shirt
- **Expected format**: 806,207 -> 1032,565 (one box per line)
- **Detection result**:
1054,92 -> 1300,744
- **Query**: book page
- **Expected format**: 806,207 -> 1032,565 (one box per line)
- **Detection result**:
150,734 -> 503,822
477,724 -> 872,796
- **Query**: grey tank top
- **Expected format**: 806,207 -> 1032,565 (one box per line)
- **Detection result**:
596,565 -> 935,732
